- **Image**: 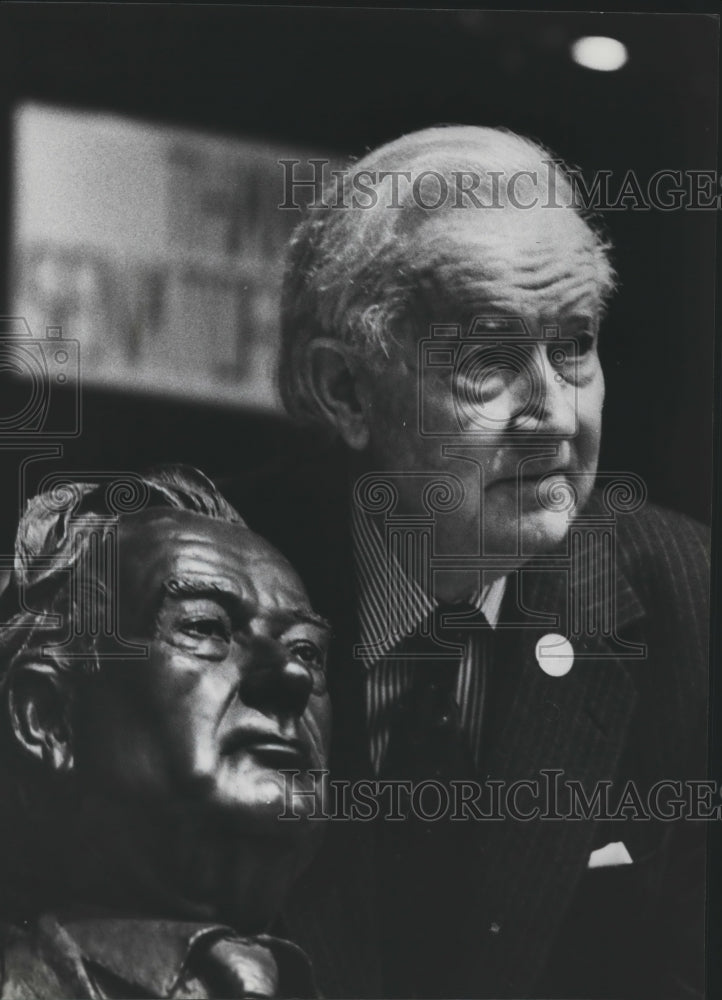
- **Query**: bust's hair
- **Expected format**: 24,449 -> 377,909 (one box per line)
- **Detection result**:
278,124 -> 617,427
0,465 -> 244,751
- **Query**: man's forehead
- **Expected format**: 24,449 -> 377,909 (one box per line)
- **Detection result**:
416,203 -> 597,261
405,207 -> 602,325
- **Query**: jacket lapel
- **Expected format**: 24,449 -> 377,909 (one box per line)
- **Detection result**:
461,534 -> 647,997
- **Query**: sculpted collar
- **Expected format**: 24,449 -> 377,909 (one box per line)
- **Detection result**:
1,912 -> 317,999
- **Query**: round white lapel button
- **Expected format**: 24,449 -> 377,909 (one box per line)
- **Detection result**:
535,633 -> 574,677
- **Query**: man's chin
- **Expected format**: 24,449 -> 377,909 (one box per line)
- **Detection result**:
483,508 -> 574,562
517,507 -> 576,557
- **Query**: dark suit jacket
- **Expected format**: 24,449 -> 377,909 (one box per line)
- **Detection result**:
224,441 -> 710,1000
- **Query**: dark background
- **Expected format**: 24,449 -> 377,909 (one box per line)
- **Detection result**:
0,5 -> 717,525
0,3 -> 719,995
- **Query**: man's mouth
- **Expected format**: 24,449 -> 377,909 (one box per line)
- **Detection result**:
490,468 -> 569,489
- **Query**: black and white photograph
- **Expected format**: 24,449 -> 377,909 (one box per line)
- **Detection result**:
0,6 -> 718,998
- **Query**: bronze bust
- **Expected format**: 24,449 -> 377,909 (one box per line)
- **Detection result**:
0,466 -> 330,998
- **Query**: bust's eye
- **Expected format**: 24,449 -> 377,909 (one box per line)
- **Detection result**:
284,636 -> 328,695
288,640 -> 324,668
181,617 -> 231,642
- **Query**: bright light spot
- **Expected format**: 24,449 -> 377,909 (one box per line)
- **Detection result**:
571,36 -> 628,72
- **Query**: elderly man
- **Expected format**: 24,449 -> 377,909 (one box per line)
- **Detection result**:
0,466 -> 330,998
230,126 -> 709,998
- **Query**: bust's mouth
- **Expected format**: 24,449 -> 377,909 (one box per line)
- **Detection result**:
220,729 -> 312,768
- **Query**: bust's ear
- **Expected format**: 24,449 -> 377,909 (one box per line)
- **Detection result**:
8,661 -> 74,772
306,338 -> 372,451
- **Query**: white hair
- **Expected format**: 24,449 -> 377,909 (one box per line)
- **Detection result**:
278,124 -> 617,427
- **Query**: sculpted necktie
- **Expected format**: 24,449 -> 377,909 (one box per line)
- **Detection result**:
186,933 -> 316,999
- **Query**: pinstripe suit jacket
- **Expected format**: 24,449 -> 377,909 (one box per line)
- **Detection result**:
225,443 -> 710,999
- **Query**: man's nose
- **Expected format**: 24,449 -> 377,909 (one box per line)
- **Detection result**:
237,636 -> 314,718
509,345 -> 577,437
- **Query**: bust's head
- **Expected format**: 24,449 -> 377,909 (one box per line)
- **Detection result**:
0,467 -> 330,931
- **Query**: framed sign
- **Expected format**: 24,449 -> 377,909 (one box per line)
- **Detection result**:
12,103 -> 331,410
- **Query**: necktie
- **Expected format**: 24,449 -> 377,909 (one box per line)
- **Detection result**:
378,602 -> 491,998
382,600 -> 484,783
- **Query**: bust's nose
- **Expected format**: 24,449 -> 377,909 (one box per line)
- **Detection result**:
237,634 -> 314,718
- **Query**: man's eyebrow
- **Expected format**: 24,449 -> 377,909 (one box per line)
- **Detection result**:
562,310 -> 599,323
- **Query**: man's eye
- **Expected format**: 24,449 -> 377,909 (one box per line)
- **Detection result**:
549,335 -> 596,372
181,618 -> 230,641
574,332 -> 595,357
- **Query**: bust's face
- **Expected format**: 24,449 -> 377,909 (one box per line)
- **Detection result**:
76,509 -> 331,840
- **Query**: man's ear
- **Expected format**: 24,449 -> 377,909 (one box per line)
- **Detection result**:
8,661 -> 74,772
306,338 -> 372,451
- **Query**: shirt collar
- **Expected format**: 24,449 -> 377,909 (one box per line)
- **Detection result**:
352,501 -> 507,668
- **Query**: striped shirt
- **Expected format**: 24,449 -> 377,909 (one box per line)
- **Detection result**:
352,501 -> 507,774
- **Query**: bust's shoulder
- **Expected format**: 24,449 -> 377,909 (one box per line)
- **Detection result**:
0,916 -> 89,999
